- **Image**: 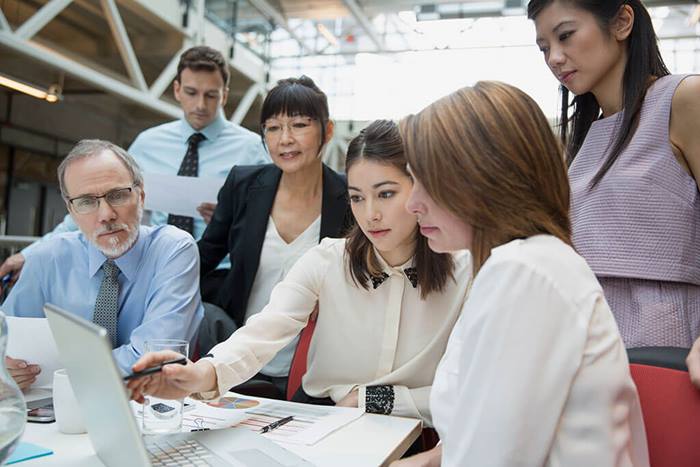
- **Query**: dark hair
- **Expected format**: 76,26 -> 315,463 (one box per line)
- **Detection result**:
176,46 -> 230,87
344,120 -> 455,299
401,82 -> 571,275
260,76 -> 330,150
527,0 -> 669,185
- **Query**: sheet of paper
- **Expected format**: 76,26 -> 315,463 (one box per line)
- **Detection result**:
183,393 -> 363,445
237,398 -> 364,445
143,173 -> 226,218
130,398 -> 249,432
6,317 -> 62,388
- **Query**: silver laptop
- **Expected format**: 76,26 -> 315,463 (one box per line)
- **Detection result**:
43,303 -> 313,467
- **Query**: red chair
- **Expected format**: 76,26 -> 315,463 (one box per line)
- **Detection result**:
286,314 -> 317,400
627,347 -> 700,467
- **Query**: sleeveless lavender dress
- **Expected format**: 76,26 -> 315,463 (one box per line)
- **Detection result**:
569,74 -> 700,348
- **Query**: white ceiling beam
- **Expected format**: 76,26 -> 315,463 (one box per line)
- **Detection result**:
230,83 -> 261,125
15,0 -> 73,40
247,0 -> 313,54
100,0 -> 148,91
0,30 -> 181,118
149,45 -> 188,98
341,0 -> 385,52
0,6 -> 10,32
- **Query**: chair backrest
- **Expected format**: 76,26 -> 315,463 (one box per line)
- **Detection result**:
286,315 -> 317,400
628,347 -> 700,467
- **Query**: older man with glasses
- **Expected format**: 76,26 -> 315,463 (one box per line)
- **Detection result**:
2,140 -> 204,390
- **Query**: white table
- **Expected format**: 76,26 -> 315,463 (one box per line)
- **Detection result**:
20,412 -> 421,467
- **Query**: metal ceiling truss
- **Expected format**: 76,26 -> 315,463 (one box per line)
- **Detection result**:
230,82 -> 262,124
0,7 -> 9,31
246,0 -> 314,54
341,0 -> 385,52
0,0 -> 267,121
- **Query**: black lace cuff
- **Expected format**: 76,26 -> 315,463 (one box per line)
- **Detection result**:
365,385 -> 394,415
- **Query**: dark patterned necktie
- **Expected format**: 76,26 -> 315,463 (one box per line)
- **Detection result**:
93,260 -> 120,347
167,132 -> 206,235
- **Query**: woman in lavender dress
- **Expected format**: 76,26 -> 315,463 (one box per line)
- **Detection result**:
529,0 -> 700,386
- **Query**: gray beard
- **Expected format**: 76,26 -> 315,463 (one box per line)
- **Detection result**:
88,204 -> 143,258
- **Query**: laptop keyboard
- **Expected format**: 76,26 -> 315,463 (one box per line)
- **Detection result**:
146,438 -> 215,466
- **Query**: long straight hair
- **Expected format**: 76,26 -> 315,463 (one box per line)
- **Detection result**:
344,120 -> 454,299
401,82 -> 571,275
527,0 -> 669,185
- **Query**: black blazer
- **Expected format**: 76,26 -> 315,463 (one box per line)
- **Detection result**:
198,163 -> 352,326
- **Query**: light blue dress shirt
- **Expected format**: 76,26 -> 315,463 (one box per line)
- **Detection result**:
23,112 -> 269,270
2,225 -> 204,372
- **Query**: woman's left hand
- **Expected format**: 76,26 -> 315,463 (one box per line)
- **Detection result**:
336,388 -> 359,407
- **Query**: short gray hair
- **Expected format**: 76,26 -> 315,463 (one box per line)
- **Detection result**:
58,139 -> 143,198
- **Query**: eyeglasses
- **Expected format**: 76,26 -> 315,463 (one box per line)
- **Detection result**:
68,186 -> 136,214
263,117 -> 316,140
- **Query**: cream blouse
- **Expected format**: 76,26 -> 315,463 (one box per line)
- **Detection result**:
201,238 -> 472,425
431,235 -> 649,466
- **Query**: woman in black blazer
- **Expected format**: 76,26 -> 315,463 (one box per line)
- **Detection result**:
197,76 -> 352,396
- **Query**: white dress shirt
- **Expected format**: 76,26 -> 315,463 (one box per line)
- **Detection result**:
245,216 -> 321,377
431,235 -> 649,467
202,238 -> 472,425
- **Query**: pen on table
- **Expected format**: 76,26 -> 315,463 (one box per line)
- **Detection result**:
260,416 -> 294,434
122,357 -> 187,381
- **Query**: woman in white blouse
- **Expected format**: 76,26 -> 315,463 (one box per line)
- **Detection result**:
129,120 -> 472,426
393,82 -> 649,466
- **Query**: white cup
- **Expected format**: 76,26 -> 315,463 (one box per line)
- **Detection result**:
53,369 -> 86,434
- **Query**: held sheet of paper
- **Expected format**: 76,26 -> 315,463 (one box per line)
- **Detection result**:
175,394 -> 364,445
5,317 -> 62,389
143,173 -> 226,218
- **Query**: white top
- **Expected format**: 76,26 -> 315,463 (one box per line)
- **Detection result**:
245,215 -> 321,377
431,235 -> 650,467
202,238 -> 473,425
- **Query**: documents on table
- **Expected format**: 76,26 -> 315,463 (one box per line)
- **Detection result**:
5,317 -> 62,388
182,394 -> 364,446
237,398 -> 363,445
143,173 -> 226,219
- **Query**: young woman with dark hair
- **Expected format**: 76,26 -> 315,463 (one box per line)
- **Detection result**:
528,1 -> 700,387
129,120 -> 471,427
393,81 -> 648,466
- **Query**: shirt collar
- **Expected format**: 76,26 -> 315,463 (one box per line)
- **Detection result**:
178,110 -> 226,144
87,226 -> 147,281
372,246 -> 414,276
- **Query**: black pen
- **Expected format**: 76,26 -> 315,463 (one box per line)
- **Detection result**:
259,416 -> 294,433
122,357 -> 187,381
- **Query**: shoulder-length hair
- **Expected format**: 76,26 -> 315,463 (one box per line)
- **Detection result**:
528,0 -> 669,185
344,119 -> 454,299
400,81 -> 571,275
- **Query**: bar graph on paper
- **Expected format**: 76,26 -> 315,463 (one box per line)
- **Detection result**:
238,403 -> 332,441
235,399 -> 364,445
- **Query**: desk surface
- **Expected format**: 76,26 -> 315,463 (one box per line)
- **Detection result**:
20,410 -> 421,467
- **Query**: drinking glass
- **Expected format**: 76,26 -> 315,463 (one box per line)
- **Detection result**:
141,339 -> 189,434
